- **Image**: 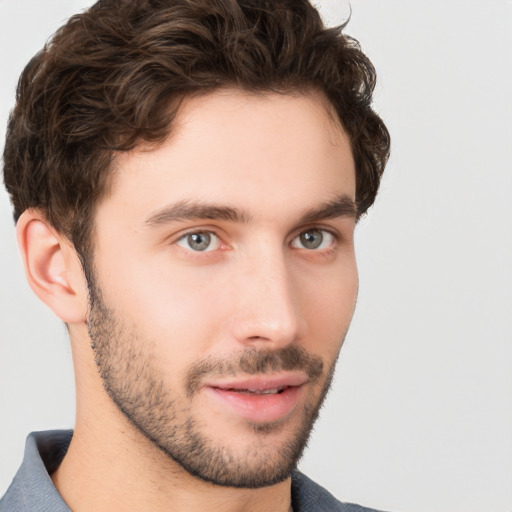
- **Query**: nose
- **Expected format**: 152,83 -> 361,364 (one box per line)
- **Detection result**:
229,246 -> 304,349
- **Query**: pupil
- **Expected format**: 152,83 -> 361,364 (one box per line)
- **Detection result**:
301,230 -> 322,249
188,232 -> 210,251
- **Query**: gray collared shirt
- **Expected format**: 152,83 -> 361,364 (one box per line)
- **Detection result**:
0,431 -> 72,511
1,430 -> 383,512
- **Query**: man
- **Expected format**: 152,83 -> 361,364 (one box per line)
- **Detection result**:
0,0 -> 390,510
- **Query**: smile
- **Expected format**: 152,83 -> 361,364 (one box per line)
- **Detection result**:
203,374 -> 307,423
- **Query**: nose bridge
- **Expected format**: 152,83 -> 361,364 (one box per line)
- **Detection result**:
231,240 -> 301,346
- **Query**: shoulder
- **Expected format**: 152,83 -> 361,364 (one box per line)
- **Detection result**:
291,470 -> 388,512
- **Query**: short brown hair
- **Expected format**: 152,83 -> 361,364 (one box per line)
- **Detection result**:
3,0 -> 390,256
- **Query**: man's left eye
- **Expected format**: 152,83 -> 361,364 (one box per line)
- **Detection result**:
175,231 -> 221,252
291,229 -> 335,250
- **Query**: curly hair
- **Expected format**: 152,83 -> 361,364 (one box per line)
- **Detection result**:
3,0 -> 390,255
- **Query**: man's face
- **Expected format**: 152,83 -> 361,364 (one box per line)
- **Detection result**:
86,89 -> 358,488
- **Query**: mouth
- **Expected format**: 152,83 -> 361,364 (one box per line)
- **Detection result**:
218,386 -> 289,395
203,374 -> 308,424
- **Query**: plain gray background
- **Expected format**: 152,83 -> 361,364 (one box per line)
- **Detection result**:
1,1 -> 511,511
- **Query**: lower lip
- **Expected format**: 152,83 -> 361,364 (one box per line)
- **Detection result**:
205,385 -> 303,423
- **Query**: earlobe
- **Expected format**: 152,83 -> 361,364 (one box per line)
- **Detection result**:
16,210 -> 88,324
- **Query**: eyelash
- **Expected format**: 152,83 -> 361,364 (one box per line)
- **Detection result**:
173,227 -> 340,253
175,231 -> 223,253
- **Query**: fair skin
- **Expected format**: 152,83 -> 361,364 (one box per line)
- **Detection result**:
17,89 -> 358,512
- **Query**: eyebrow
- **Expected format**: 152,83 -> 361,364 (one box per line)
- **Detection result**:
145,200 -> 251,225
297,195 -> 358,224
144,194 -> 358,227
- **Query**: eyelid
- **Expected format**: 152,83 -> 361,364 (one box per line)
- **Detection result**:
169,224 -> 223,242
171,226 -> 229,253
289,226 -> 340,250
168,223 -> 343,252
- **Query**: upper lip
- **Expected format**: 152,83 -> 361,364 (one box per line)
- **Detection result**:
203,373 -> 309,392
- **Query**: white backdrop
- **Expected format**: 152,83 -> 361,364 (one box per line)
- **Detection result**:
1,1 -> 511,511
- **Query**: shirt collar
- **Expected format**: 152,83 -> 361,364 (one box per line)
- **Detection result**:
0,430 -> 72,512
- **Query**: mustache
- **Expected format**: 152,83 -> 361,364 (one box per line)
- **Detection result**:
186,345 -> 324,397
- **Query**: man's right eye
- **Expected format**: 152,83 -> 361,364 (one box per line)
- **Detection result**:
175,231 -> 221,252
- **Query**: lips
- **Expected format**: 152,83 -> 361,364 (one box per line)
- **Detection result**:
203,374 -> 307,423
206,373 -> 308,391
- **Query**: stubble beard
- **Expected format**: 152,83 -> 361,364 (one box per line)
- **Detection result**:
85,275 -> 340,488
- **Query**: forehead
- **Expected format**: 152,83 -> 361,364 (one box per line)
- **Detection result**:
175,87 -> 345,136
101,89 -> 355,223
170,88 -> 347,159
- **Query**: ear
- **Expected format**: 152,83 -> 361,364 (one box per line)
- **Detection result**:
16,209 -> 89,324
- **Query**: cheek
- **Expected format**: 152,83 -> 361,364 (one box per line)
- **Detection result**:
299,259 -> 358,352
94,238 -> 358,377
96,253 -> 231,380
